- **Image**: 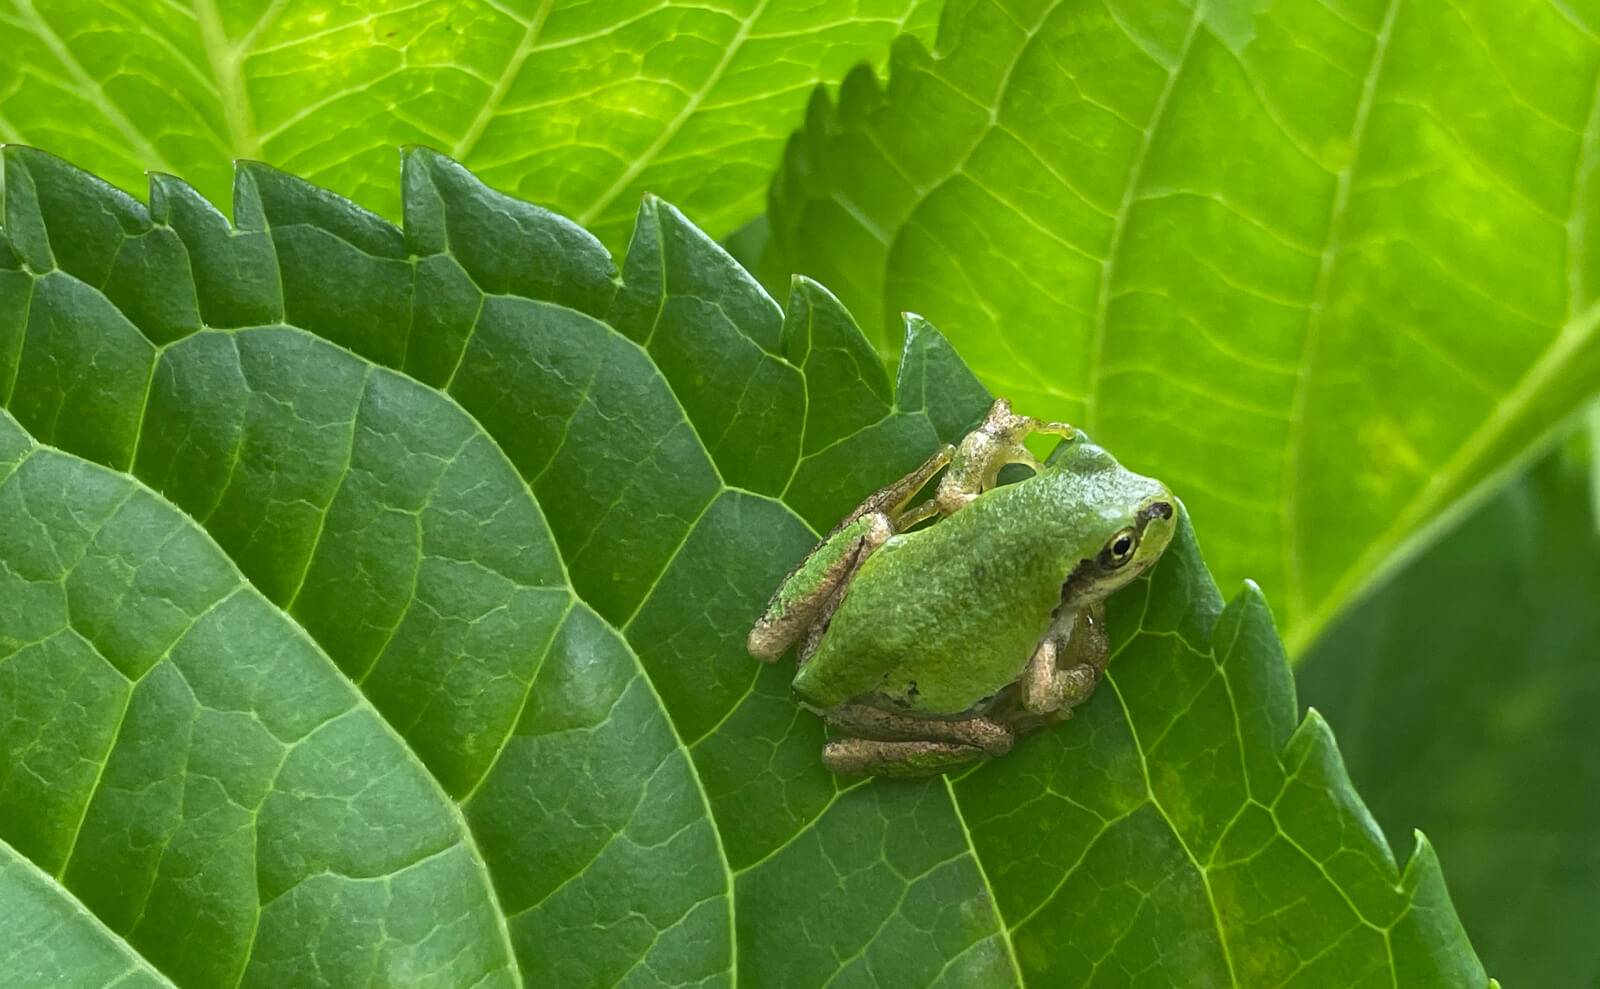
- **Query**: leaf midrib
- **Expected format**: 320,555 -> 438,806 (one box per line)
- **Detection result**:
944,776 -> 1025,985
192,0 -> 264,161
1103,602 -> 1242,988
451,0 -> 557,162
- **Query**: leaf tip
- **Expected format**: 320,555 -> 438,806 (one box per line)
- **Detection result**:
398,143 -> 439,165
1402,827 -> 1439,877
1391,826 -> 1493,984
898,312 -> 935,352
1298,703 -> 1331,734
145,170 -> 185,217
1235,577 -> 1270,610
838,60 -> 884,114
788,272 -> 831,304
888,31 -> 933,70
1284,707 -> 1401,875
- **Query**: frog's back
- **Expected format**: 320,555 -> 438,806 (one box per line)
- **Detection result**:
792,481 -> 1076,716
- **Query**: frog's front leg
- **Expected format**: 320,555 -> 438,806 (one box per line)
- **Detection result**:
815,705 -> 1013,778
747,444 -> 955,663
1019,606 -> 1110,715
935,398 -> 1076,516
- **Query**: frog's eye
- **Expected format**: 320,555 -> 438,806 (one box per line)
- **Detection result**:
1100,527 -> 1139,569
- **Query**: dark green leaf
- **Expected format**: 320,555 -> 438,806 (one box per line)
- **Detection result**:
0,147 -> 1488,986
1299,449 -> 1600,988
766,0 -> 1600,655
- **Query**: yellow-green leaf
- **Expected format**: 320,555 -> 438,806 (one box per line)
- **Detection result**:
766,0 -> 1600,655
0,0 -> 941,251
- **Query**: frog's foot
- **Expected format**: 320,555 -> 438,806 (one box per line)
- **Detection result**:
1019,639 -> 1096,714
822,738 -> 991,777
935,398 -> 1077,516
1019,609 -> 1111,715
814,704 -> 1013,777
1024,662 -> 1099,714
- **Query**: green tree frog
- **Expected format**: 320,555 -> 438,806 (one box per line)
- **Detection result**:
748,399 -> 1176,777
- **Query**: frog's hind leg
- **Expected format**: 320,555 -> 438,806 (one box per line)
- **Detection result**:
822,739 -> 990,777
936,398 -> 1077,516
748,513 -> 893,662
749,445 -> 958,663
816,704 -> 1013,777
837,442 -> 956,534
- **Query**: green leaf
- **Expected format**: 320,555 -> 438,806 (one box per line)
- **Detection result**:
0,0 -> 943,252
0,840 -> 174,988
0,147 -> 1487,985
766,0 -> 1600,656
1298,448 -> 1600,989
1588,399 -> 1600,527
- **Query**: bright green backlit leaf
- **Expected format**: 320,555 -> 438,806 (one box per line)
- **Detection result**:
0,147 -> 1488,986
0,0 -> 942,252
766,0 -> 1600,656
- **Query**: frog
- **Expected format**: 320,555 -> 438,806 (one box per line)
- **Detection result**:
747,398 -> 1176,777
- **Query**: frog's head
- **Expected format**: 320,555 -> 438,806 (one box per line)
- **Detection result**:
1044,436 -> 1176,608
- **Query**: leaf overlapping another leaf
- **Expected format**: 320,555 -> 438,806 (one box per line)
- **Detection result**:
0,147 -> 1486,986
766,0 -> 1600,656
1300,449 -> 1600,988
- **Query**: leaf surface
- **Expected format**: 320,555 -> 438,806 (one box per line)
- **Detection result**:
1299,448 -> 1600,989
0,0 -> 940,251
0,148 -> 1488,986
766,0 -> 1600,653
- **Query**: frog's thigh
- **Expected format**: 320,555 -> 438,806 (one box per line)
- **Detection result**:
822,739 -> 987,777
